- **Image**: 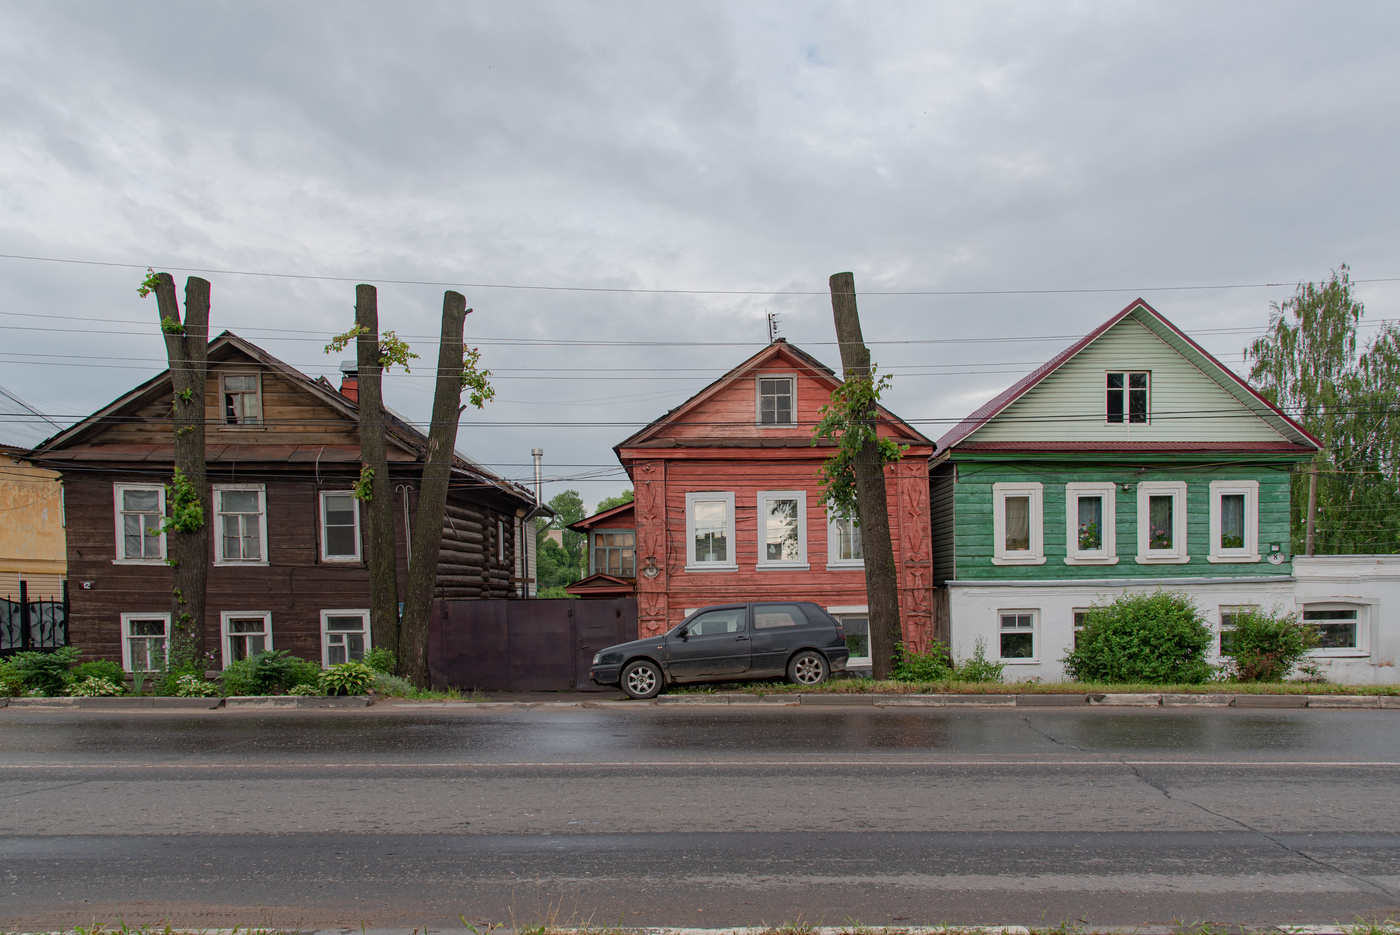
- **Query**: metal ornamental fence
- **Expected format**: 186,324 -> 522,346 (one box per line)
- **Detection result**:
0,579 -> 69,656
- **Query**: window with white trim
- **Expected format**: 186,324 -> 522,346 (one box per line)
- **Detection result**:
1136,481 -> 1189,563
320,491 -> 361,562
114,484 -> 165,563
1218,605 -> 1258,656
321,609 -> 370,666
828,513 -> 864,567
121,613 -> 169,672
1072,609 -> 1089,650
215,486 -> 267,564
992,482 -> 1044,565
220,372 -> 262,425
1064,482 -> 1117,564
685,492 -> 737,570
757,490 -> 807,568
222,612 -> 271,665
1304,604 -> 1367,656
1209,480 -> 1259,562
756,375 -> 795,425
1106,371 -> 1149,424
998,610 -> 1037,662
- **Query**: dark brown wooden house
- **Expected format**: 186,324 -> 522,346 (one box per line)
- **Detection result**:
27,332 -> 537,672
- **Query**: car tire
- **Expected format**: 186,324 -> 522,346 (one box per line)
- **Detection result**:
787,650 -> 829,687
621,660 -> 664,700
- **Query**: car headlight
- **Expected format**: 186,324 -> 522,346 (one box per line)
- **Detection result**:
593,652 -> 603,665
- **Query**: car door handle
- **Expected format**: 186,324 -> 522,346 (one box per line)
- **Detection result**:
735,636 -> 749,641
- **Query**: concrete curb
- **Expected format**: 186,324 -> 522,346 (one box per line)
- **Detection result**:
224,695 -> 370,708
295,924 -> 1395,935
646,692 -> 1397,709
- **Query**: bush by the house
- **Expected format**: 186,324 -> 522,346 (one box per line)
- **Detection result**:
66,676 -> 124,697
321,661 -> 377,696
221,649 -> 322,696
373,673 -> 416,697
2,646 -> 80,696
72,659 -> 127,686
287,683 -> 320,696
955,637 -> 1006,683
1062,590 -> 1214,684
890,642 -> 955,681
363,648 -> 395,674
1222,607 -> 1321,682
171,673 -> 220,697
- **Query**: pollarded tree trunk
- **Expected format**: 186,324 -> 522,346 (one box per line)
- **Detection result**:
400,291 -> 470,686
151,274 -> 212,668
354,284 -> 401,661
829,271 -> 902,680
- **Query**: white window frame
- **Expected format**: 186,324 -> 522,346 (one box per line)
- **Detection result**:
219,370 -> 263,427
214,484 -> 269,566
112,483 -> 166,565
319,490 -> 362,563
121,612 -> 170,673
1064,482 -> 1117,565
1071,608 -> 1090,652
1217,604 -> 1259,658
1208,480 -> 1259,563
756,489 -> 808,570
997,608 -> 1039,663
685,491 -> 738,572
320,608 -> 371,667
827,512 -> 864,569
992,482 -> 1044,565
221,610 -> 272,667
828,604 -> 871,665
1303,602 -> 1370,658
755,373 -> 797,426
1136,481 -> 1189,564
1106,370 -> 1151,425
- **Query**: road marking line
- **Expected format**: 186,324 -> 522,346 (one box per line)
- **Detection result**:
0,759 -> 1398,770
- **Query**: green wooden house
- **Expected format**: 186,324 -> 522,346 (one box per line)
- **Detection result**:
930,299 -> 1320,679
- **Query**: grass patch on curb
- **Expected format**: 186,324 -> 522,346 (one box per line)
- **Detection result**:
669,679 -> 1400,696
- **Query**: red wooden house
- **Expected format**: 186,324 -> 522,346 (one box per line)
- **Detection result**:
569,339 -> 939,665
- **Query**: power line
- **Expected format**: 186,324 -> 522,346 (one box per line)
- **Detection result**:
5,250 -> 1400,296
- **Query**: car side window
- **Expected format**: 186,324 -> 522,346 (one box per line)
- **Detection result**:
752,604 -> 808,630
686,608 -> 746,637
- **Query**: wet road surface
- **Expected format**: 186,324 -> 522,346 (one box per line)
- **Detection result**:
1,703 -> 1398,929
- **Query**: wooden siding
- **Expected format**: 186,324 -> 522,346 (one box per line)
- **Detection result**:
950,461 -> 1294,581
930,462 -> 956,584
968,319 -> 1287,444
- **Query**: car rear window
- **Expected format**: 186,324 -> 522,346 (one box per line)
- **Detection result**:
753,604 -> 809,630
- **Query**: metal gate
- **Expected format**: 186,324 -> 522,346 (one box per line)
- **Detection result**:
0,579 -> 69,656
428,598 -> 637,692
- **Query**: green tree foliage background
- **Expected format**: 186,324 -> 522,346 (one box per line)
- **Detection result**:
535,490 -> 587,589
1246,266 -> 1400,553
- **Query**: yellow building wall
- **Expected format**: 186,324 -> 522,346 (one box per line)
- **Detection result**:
0,450 -> 66,596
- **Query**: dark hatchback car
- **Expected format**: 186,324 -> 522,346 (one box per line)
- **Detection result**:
589,601 -> 850,699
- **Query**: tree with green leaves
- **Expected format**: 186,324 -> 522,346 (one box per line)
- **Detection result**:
594,489 -> 634,513
536,489 -> 587,581
1246,265 -> 1400,554
813,272 -> 907,679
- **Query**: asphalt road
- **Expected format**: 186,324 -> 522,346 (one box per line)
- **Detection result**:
2,702 -> 1398,930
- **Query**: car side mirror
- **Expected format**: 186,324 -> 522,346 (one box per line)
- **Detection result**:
677,627 -> 689,640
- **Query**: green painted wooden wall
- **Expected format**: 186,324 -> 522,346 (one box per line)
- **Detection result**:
948,460 -> 1294,581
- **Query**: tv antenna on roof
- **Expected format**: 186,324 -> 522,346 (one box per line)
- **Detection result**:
767,311 -> 781,343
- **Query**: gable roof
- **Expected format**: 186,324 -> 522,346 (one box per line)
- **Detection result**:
28,331 -> 535,505
934,298 -> 1321,456
568,499 -> 635,532
615,339 -> 933,452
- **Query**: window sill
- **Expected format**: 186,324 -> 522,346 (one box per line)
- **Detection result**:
1135,554 -> 1190,564
1309,650 -> 1370,659
991,556 -> 1046,566
684,563 -> 738,573
217,425 -> 266,431
112,558 -> 167,566
1207,553 -> 1260,564
1064,555 -> 1119,566
1000,658 -> 1040,665
757,563 -> 810,571
214,560 -> 271,567
826,560 -> 865,570
320,556 -> 363,564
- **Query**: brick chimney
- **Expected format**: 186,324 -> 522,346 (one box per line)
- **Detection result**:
339,360 -> 358,403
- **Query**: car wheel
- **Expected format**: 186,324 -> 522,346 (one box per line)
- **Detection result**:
787,650 -> 829,687
621,660 -> 663,699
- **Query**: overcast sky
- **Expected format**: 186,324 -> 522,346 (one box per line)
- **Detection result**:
2,1 -> 1397,507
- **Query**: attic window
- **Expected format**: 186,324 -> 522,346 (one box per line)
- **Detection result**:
222,373 -> 262,425
758,376 -> 794,425
1106,372 -> 1149,424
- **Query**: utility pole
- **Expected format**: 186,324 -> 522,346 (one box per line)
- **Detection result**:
828,271 -> 902,679
1305,459 -> 1319,556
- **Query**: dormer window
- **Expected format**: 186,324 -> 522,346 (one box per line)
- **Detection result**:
757,376 -> 794,425
1106,372 -> 1149,424
222,372 -> 262,425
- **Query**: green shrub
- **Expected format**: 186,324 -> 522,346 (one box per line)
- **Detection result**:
219,650 -> 318,695
1063,590 -> 1215,684
321,661 -> 377,695
891,643 -> 954,682
1222,607 -> 1321,682
72,660 -> 127,686
171,673 -> 220,697
0,659 -> 22,696
955,637 -> 1006,683
287,683 -> 320,696
5,646 -> 80,696
66,676 -> 124,697
286,658 -> 325,691
373,673 -> 415,697
363,647 -> 396,674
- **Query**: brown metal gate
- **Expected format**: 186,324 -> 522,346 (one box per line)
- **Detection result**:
428,598 -> 637,692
